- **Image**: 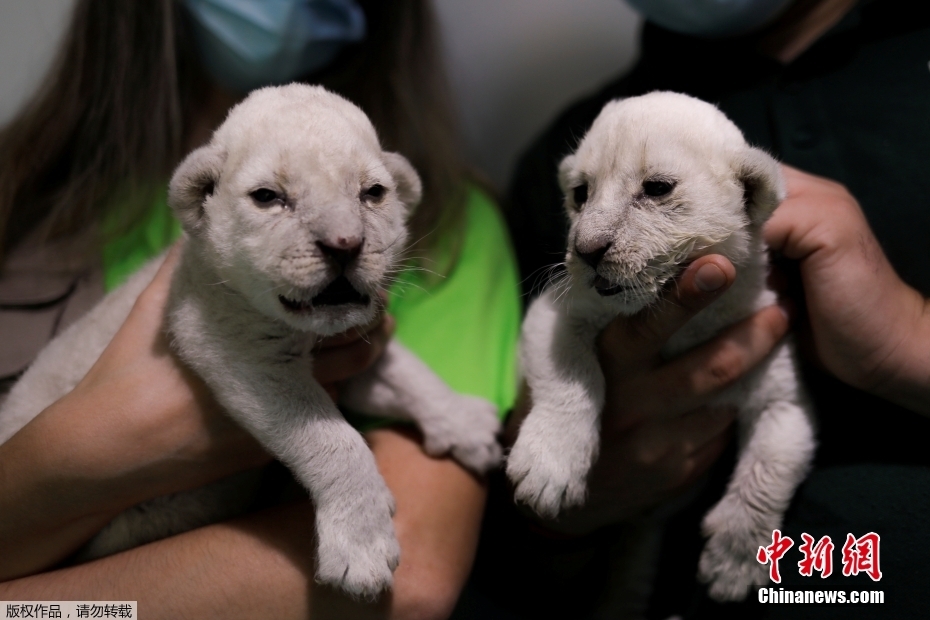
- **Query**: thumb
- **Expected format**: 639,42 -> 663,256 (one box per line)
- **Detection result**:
599,255 -> 737,367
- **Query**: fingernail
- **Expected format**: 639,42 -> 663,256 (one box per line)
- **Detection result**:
695,263 -> 727,292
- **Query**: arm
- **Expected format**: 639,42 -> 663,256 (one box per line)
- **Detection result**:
0,248 -> 392,580
0,426 -> 484,620
0,248 -> 266,579
765,166 -> 930,413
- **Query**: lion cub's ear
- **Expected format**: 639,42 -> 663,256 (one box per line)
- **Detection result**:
557,154 -> 578,195
383,152 -> 422,214
735,147 -> 786,226
168,144 -> 227,234
557,154 -> 581,214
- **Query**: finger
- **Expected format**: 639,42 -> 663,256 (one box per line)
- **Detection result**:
644,406 -> 739,458
645,304 -> 789,418
312,317 -> 394,385
631,416 -> 735,496
102,243 -> 184,360
667,427 -> 734,492
764,165 -> 817,256
127,243 -> 183,324
598,254 -> 736,368
669,406 -> 737,455
625,405 -> 734,468
779,164 -> 841,191
765,166 -> 865,259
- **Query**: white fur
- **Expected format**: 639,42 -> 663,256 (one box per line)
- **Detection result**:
0,84 -> 501,599
506,92 -> 815,603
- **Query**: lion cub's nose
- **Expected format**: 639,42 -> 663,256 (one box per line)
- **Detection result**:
575,242 -> 611,270
317,237 -> 364,270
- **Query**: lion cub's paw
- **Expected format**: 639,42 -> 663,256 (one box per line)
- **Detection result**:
506,427 -> 588,519
422,395 -> 502,474
315,485 -> 400,600
698,535 -> 769,602
698,495 -> 773,601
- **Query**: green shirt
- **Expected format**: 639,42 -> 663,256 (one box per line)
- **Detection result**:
102,187 -> 520,417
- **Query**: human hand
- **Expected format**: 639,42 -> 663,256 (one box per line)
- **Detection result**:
70,244 -> 396,504
765,166 -> 930,412
508,255 -> 790,535
0,245 -> 241,578
0,243 -> 394,578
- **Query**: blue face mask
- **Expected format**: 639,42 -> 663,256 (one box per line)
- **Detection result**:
625,0 -> 793,37
183,0 -> 366,93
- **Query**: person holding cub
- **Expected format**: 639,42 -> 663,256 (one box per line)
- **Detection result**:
0,1 -> 520,618
470,0 -> 930,618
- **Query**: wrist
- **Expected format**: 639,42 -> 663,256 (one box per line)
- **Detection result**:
0,395 -> 136,579
27,389 -> 168,516
69,363 -> 268,505
32,379 -> 220,515
870,293 -> 930,414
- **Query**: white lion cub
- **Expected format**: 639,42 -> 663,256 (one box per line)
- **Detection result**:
506,92 -> 815,601
0,84 -> 501,598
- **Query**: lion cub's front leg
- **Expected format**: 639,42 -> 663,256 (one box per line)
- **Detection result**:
341,340 -> 502,474
172,305 -> 399,599
506,290 -> 605,518
206,362 -> 400,598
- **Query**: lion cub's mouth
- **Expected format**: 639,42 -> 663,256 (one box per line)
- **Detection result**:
279,276 -> 371,313
593,275 -> 630,297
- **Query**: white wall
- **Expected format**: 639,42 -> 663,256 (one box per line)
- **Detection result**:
0,0 -> 75,126
0,0 -> 641,191
434,0 -> 641,189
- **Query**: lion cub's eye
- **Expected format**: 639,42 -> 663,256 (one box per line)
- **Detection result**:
642,180 -> 675,197
250,188 -> 282,206
572,184 -> 588,208
361,184 -> 386,202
